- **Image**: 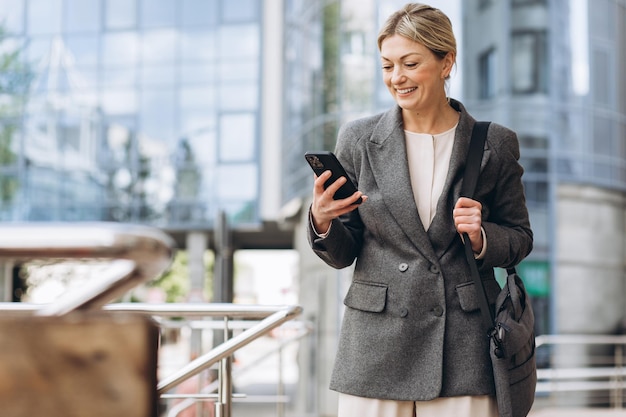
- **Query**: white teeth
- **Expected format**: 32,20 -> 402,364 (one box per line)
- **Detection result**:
397,87 -> 416,94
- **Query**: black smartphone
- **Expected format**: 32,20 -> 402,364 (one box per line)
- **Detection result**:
305,151 -> 363,204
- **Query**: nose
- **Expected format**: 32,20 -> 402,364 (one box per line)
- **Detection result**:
391,66 -> 405,84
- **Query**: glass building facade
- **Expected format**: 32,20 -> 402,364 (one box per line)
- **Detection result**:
0,0 -> 263,227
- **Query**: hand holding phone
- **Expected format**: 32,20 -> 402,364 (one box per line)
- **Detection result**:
305,151 -> 363,204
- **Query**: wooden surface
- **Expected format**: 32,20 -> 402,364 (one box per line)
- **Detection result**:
0,312 -> 159,417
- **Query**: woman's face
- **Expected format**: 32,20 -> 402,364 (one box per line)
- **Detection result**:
380,34 -> 452,112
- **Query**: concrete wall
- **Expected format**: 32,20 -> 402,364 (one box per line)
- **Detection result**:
555,184 -> 626,335
552,184 -> 626,406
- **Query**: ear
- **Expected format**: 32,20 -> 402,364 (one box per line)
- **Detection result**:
441,52 -> 455,79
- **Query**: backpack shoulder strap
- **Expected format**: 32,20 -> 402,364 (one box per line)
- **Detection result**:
461,121 -> 494,332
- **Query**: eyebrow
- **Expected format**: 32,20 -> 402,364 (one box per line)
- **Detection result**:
380,52 -> 423,61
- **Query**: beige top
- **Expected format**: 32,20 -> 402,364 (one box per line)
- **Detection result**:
405,124 -> 457,231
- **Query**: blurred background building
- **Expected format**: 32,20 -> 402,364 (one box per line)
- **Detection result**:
0,0 -> 624,414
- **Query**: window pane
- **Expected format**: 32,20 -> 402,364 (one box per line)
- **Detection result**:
181,0 -> 218,27
219,113 -> 255,161
0,0 -> 25,34
219,82 -> 258,111
219,25 -> 259,58
140,65 -> 176,86
181,63 -> 217,84
102,68 -> 137,87
65,35 -> 99,66
140,0 -> 176,28
221,0 -> 259,23
479,48 -> 496,99
219,59 -> 259,81
105,0 -> 137,30
181,30 -> 216,62
142,30 -> 177,63
217,163 -> 256,199
101,90 -> 138,114
511,34 -> 534,92
140,89 -> 176,141
180,86 -> 216,110
65,0 -> 101,33
592,49 -> 611,107
103,32 -> 139,67
27,0 -> 62,35
511,31 -> 547,94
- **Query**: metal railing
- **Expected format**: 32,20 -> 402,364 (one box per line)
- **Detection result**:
0,222 -> 304,417
535,334 -> 626,408
0,222 -> 174,316
109,303 -> 303,417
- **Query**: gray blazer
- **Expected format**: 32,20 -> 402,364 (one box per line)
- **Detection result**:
308,99 -> 533,401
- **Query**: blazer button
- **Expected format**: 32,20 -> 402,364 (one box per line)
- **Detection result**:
398,263 -> 409,272
400,308 -> 409,317
429,264 -> 440,274
432,306 -> 444,317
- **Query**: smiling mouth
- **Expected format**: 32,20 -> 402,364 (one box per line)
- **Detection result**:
396,87 -> 416,94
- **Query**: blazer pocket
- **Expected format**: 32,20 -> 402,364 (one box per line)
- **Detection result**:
456,279 -> 501,312
344,280 -> 388,313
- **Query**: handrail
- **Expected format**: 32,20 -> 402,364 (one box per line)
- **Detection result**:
156,304 -> 303,394
535,334 -> 626,408
0,222 -> 174,316
536,334 -> 626,348
164,320 -> 313,417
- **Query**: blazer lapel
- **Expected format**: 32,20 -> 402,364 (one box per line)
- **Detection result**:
427,101 -> 491,257
366,107 -> 438,264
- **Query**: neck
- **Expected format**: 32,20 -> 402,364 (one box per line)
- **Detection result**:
402,99 -> 459,134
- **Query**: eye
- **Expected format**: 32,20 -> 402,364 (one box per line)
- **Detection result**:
405,62 -> 417,68
381,64 -> 393,71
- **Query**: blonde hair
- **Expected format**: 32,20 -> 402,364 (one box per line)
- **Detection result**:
377,3 -> 457,66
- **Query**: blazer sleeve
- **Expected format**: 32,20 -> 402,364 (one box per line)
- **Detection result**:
306,121 -> 367,270
479,124 -> 533,268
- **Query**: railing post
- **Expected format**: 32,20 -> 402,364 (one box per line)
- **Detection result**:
614,344 -> 623,409
277,344 -> 284,417
216,316 -> 233,417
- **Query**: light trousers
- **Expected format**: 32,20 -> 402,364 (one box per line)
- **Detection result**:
338,393 -> 499,417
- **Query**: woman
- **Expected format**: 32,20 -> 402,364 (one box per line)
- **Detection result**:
308,3 -> 533,417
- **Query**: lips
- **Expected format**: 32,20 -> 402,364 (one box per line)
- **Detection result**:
396,87 -> 416,94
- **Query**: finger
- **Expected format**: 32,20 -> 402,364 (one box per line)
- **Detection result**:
313,171 -> 332,194
324,175 -> 347,197
455,197 -> 482,210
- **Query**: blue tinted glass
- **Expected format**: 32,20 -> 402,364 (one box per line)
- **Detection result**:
105,0 -> 136,30
181,109 -> 216,137
102,32 -> 139,67
0,0 -> 25,34
180,63 -> 217,84
141,30 -> 177,63
219,59 -> 259,81
26,36 -> 53,68
102,68 -> 137,87
27,0 -> 62,35
181,0 -> 218,27
219,113 -> 255,161
140,88 -> 176,141
101,90 -> 138,115
219,24 -> 259,58
65,0 -> 101,33
180,86 -> 216,110
140,0 -> 176,28
221,0 -> 259,23
219,82 -> 258,111
217,164 -> 257,199
140,65 -> 176,86
65,35 -> 99,66
181,30 -> 216,62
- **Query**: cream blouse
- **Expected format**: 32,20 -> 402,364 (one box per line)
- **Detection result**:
405,124 -> 457,231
